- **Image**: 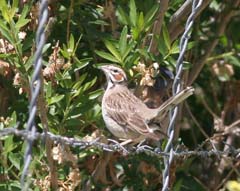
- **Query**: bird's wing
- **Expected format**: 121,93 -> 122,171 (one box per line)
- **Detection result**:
104,91 -> 158,140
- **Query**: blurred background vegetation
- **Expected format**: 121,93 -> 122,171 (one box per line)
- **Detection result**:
0,0 -> 240,190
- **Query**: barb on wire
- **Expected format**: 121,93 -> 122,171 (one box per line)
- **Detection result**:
21,0 -> 48,189
162,0 -> 203,191
0,128 -> 239,159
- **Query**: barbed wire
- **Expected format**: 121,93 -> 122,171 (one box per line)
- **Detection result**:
162,0 -> 203,191
0,127 -> 239,159
20,0 -> 48,190
1,0 -> 237,190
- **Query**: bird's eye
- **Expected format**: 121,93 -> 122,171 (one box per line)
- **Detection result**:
112,69 -> 118,73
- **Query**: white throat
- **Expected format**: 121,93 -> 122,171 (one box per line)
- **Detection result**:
106,80 -> 114,90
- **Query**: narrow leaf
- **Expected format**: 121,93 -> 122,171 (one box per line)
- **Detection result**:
82,77 -> 97,92
72,73 -> 87,89
117,6 -> 130,25
169,40 -> 179,54
129,0 -> 137,27
162,24 -> 171,50
122,40 -> 135,60
144,4 -> 159,29
137,12 -> 144,31
104,40 -> 122,62
69,34 -> 75,53
0,21 -> 14,45
16,18 -> 30,29
119,26 -> 128,55
48,95 -> 65,105
95,50 -> 120,63
73,57 -> 91,71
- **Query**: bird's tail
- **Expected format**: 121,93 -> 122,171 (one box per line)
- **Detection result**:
157,86 -> 194,118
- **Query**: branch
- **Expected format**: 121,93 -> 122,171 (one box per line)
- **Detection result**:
168,0 -> 211,42
187,0 -> 240,85
148,0 -> 169,54
38,73 -> 58,190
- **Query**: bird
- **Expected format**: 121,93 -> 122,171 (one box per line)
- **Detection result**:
99,64 -> 194,144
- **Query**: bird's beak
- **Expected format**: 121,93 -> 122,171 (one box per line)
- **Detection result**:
98,65 -> 108,72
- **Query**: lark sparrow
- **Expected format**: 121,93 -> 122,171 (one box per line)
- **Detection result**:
100,64 -> 194,143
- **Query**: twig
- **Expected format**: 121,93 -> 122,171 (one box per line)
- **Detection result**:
185,102 -> 209,139
38,73 -> 58,190
148,0 -> 169,54
168,0 -> 211,41
66,0 -> 74,42
216,161 -> 240,190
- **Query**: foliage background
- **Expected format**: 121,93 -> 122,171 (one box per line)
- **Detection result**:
0,0 -> 240,190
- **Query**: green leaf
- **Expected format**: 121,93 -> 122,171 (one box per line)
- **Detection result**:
8,153 -> 21,170
15,18 -> 30,29
89,89 -> 103,100
0,0 -> 10,22
11,0 -> 19,15
117,6 -> 130,25
144,4 -> 159,28
131,27 -> 139,40
122,40 -> 135,60
226,55 -> 240,67
42,43 -> 51,54
129,0 -> 137,27
82,77 -> 97,92
73,57 -> 91,71
0,20 -> 14,45
72,73 -> 88,89
45,82 -> 53,99
69,34 -> 75,54
73,34 -> 82,54
137,12 -> 144,31
137,48 -> 150,59
89,20 -> 109,26
9,111 -> 17,127
119,26 -> 128,56
158,35 -> 167,56
104,40 -> 122,63
47,95 -> 65,105
162,24 -> 171,50
3,135 -> 17,153
19,3 -> 31,20
187,41 -> 196,50
95,50 -> 120,63
23,33 -> 34,51
25,55 -> 34,71
168,40 -> 179,55
60,44 -> 70,59
0,53 -> 13,58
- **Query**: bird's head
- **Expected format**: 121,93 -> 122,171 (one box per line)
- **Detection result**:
99,65 -> 127,88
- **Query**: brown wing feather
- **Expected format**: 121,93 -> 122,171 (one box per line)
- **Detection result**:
104,90 -> 159,140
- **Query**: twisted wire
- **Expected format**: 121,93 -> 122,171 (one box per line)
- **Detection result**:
0,128 -> 239,159
20,0 -> 48,189
162,0 -> 203,191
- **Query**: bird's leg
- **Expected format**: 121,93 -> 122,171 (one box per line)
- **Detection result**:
136,139 -> 153,151
137,139 -> 147,147
108,138 -> 129,154
119,139 -> 133,146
